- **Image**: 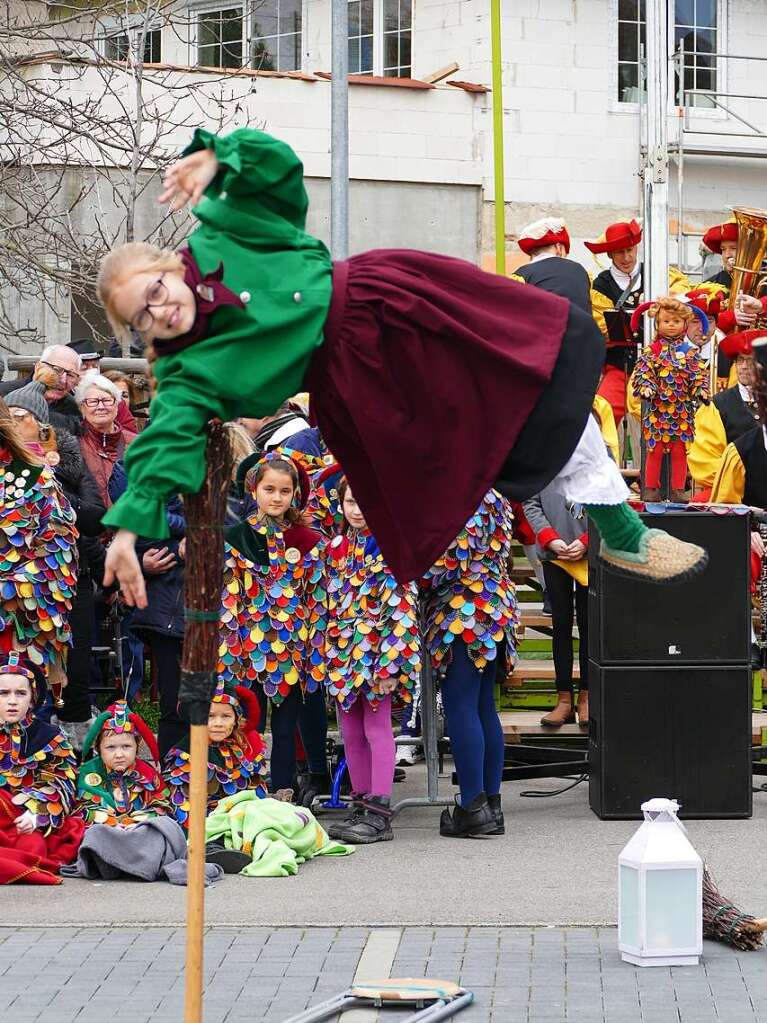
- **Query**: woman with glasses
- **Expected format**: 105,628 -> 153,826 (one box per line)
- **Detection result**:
74,371 -> 136,510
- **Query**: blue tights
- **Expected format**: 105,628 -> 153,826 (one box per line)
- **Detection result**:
441,639 -> 505,807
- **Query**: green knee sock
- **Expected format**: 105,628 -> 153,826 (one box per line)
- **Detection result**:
584,502 -> 648,555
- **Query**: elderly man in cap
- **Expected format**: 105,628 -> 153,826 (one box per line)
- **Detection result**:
0,344 -> 82,434
587,219 -> 690,428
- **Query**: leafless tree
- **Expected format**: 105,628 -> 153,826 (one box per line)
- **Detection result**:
0,1 -> 257,353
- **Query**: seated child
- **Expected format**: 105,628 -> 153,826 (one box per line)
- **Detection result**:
165,680 -> 267,870
61,701 -> 219,884
78,701 -> 172,826
0,655 -> 84,884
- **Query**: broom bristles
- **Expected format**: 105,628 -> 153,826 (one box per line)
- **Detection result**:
702,866 -> 765,951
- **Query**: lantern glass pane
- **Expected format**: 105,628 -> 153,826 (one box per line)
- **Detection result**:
619,865 -> 640,948
645,868 -> 698,950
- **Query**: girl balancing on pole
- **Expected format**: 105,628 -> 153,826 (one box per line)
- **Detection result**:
98,127 -> 707,602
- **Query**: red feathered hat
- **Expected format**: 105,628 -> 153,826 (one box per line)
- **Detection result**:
686,286 -> 727,319
585,219 -> 642,255
719,329 -> 767,359
517,217 -> 570,256
702,219 -> 738,255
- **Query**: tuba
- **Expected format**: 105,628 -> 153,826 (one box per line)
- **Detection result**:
714,207 -> 767,392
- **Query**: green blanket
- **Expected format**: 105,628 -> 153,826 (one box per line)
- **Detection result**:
205,794 -> 354,876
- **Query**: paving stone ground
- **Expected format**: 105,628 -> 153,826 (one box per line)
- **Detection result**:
1,926 -> 766,1023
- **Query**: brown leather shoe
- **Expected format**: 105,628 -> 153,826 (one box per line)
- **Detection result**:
576,689 -> 589,729
669,488 -> 689,504
642,487 -> 663,502
540,692 -> 575,727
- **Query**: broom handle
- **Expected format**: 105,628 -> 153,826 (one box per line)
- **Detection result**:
184,723 -> 209,1023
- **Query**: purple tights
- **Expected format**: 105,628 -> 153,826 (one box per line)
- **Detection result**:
338,694 -> 395,797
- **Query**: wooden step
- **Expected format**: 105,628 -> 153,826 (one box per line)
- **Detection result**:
505,659 -> 579,688
510,565 -> 541,587
520,612 -> 553,629
500,710 -> 584,739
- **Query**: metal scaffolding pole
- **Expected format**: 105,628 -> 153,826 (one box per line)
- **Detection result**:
643,0 -> 669,301
331,0 -> 349,260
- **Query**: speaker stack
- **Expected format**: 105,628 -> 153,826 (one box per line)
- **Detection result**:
588,511 -> 753,820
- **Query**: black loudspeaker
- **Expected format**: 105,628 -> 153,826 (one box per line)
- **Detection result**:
589,512 -> 751,665
588,662 -> 753,819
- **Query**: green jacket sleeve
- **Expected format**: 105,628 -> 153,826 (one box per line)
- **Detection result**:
184,127 -> 309,230
101,374 -> 228,538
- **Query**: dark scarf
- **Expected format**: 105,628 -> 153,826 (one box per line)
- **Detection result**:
152,248 -> 245,357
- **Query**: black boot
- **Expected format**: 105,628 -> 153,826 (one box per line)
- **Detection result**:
330,796 -> 394,844
487,794 -> 505,835
205,841 -> 251,874
439,793 -> 495,838
326,796 -> 365,840
296,772 -> 331,807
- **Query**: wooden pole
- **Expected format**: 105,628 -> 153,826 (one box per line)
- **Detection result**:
490,0 -> 506,276
179,421 -> 232,1023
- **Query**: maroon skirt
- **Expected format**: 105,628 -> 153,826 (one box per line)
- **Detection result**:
306,249 -> 603,582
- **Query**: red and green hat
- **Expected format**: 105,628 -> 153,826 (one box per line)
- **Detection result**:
82,700 -> 160,767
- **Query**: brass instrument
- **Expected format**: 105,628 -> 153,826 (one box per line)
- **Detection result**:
716,207 -> 767,393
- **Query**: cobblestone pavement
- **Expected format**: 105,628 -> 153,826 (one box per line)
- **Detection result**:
1,926 -> 766,1023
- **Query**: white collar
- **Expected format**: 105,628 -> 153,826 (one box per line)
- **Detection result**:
763,426 -> 767,451
738,382 -> 752,403
264,417 -> 311,448
530,251 -> 557,264
609,264 -> 640,289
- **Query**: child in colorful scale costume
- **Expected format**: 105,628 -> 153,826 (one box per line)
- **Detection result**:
0,400 -> 78,677
421,489 -> 518,839
0,656 -> 84,884
321,480 -> 420,845
77,701 -> 172,826
165,680 -> 267,838
218,452 -> 326,795
631,298 -> 710,503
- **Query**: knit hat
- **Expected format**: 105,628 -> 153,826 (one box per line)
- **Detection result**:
6,380 -> 49,425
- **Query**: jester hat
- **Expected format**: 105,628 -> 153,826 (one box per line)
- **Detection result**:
630,298 -> 709,337
210,678 -> 264,756
81,700 -> 160,768
0,652 -> 43,705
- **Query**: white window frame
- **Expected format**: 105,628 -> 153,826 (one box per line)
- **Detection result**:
608,0 -> 727,118
101,19 -> 163,64
348,0 -> 412,79
188,1 -> 306,72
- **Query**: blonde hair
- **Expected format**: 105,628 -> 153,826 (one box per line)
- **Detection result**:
224,422 -> 256,480
647,297 -> 695,325
97,242 -> 184,342
0,398 -> 44,467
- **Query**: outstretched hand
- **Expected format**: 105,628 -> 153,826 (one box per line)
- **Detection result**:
158,148 -> 220,212
104,530 -> 147,608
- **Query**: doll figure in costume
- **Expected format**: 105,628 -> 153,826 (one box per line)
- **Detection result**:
321,478 -> 420,844
631,298 -> 710,503
218,452 -> 326,795
0,655 -> 83,884
165,679 -> 267,836
77,701 -> 172,826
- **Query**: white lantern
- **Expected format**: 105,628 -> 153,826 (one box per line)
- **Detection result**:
618,797 -> 703,967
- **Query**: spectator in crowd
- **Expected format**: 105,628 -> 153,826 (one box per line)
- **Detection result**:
0,398 -> 81,722
74,370 -> 136,510
250,400 -> 323,458
0,345 -> 82,435
5,380 -> 55,458
422,490 -> 517,839
128,499 -> 187,759
523,479 -> 590,729
67,339 -> 101,373
103,370 -> 140,435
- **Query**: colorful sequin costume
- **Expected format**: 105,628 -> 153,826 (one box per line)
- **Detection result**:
421,489 -> 518,678
218,454 -> 326,702
165,680 -> 267,828
323,529 -> 421,711
632,340 -> 709,493
0,657 -> 84,884
0,449 -> 77,666
307,462 -> 345,538
78,702 -> 172,827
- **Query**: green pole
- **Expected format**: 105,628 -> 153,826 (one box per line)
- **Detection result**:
490,0 -> 506,275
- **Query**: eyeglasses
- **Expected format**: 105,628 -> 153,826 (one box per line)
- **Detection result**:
131,274 -> 168,333
82,395 -> 117,409
40,360 -> 80,382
